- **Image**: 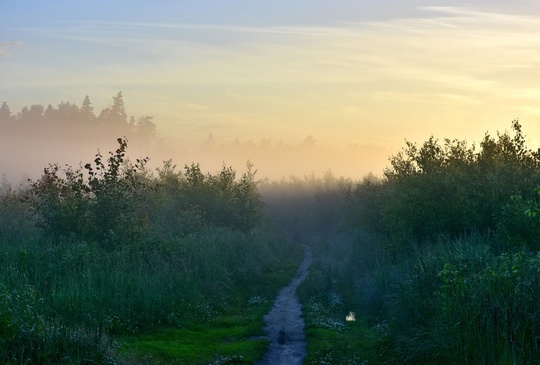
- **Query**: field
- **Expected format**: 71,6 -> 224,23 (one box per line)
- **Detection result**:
2,121 -> 540,364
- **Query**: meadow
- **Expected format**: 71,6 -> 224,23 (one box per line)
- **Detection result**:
0,138 -> 302,364
2,120 -> 540,364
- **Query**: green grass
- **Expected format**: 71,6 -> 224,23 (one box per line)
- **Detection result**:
0,217 -> 303,363
299,231 -> 540,364
297,235 -> 387,365
303,320 -> 385,365
118,308 -> 271,364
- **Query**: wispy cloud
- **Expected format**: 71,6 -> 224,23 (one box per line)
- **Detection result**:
4,6 -> 540,147
0,41 -> 23,56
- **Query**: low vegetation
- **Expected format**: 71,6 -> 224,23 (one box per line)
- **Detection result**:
0,138 -> 302,364
290,120 -> 540,364
2,115 -> 540,364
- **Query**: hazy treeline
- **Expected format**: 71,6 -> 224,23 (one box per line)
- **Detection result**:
0,93 -> 156,145
0,94 -> 390,183
0,138 -> 301,363
0,93 -> 165,183
291,120 -> 540,364
193,135 -> 389,183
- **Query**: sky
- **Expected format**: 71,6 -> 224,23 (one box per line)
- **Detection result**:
2,1 -> 540,179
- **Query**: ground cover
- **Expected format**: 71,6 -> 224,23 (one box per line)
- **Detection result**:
0,139 -> 303,364
118,307 -> 271,364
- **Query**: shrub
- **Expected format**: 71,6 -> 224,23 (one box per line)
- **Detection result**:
27,138 -> 150,248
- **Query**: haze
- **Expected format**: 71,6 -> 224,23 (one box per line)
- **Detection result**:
2,1 -> 540,182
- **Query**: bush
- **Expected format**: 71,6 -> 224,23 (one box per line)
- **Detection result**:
28,138 -> 150,249
345,120 -> 540,249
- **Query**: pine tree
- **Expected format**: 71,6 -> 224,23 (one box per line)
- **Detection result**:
136,116 -> 157,142
110,92 -> 127,125
43,104 -> 57,121
80,95 -> 95,123
0,102 -> 12,121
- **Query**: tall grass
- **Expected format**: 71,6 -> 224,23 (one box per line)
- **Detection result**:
0,142 -> 303,363
0,222 -> 301,363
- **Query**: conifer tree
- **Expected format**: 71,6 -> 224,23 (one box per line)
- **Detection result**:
0,102 -> 12,122
110,92 -> 127,124
80,95 -> 95,123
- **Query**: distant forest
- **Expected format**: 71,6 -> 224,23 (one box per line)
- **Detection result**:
0,93 -> 389,182
0,92 -> 157,148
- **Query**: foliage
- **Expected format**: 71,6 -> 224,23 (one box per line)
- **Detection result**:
149,160 -> 262,236
295,120 -> 540,364
27,137 -> 150,249
386,240 -> 540,364
0,93 -> 159,151
347,120 -> 540,248
0,137 -> 303,363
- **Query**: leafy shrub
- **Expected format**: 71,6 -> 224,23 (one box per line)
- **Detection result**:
28,137 -> 150,249
149,160 -> 262,236
345,120 -> 540,249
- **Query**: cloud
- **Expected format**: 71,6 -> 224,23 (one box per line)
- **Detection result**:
0,41 -> 22,56
5,6 -> 540,148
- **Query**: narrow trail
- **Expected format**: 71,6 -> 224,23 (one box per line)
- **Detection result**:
257,245 -> 312,365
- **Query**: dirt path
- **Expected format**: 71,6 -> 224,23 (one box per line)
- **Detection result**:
256,245 -> 312,365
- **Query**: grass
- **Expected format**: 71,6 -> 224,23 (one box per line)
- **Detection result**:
297,234 -> 388,365
302,318 -> 386,365
118,308 -> 271,364
0,208 -> 303,363
298,230 -> 540,364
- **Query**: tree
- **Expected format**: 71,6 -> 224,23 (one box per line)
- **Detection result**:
110,92 -> 127,125
56,102 -> 79,121
97,92 -> 129,135
361,120 -> 540,244
28,138 -> 150,248
80,95 -> 95,123
16,104 -> 44,123
135,116 -> 157,144
43,104 -> 57,121
234,161 -> 262,231
0,102 -> 12,122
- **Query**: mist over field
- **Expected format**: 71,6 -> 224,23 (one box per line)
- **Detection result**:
0,95 -> 391,184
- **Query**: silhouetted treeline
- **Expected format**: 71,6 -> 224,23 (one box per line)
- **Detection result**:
0,92 -> 156,147
0,93 -> 164,183
195,134 -> 389,182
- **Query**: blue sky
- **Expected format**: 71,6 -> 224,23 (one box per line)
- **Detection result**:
2,1 -> 540,158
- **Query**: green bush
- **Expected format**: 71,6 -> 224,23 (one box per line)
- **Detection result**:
0,137 -> 302,363
345,120 -> 540,249
300,120 -> 540,364
28,138 -> 150,248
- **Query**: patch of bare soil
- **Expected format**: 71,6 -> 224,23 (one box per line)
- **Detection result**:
257,245 -> 312,365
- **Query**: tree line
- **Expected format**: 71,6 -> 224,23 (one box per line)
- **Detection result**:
0,92 -> 157,147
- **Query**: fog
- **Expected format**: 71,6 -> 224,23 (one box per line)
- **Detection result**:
0,95 -> 391,186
